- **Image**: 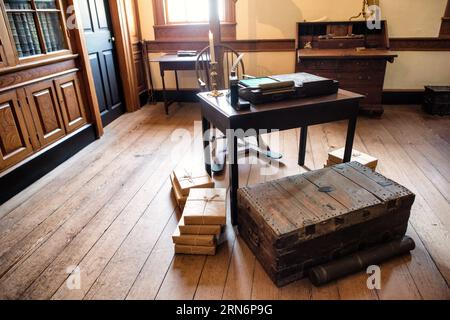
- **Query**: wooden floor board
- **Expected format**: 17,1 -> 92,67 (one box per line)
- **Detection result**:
382,111 -> 450,199
0,112 -> 134,220
403,224 -> 450,300
193,163 -> 251,301
356,118 -> 450,285
85,126 -> 203,300
1,106 -> 195,299
0,107 -> 154,227
49,106 -> 198,300
125,211 -> 179,300
0,106 -> 165,262
0,104 -> 449,300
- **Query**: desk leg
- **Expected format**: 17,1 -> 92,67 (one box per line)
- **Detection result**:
202,117 -> 212,176
344,116 -> 358,162
174,71 -> 180,106
227,133 -> 239,226
161,70 -> 169,115
175,70 -> 180,92
298,126 -> 308,166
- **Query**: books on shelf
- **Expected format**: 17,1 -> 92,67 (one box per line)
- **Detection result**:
28,14 -> 42,55
39,12 -> 54,52
7,14 -> 22,57
23,12 -> 39,56
5,0 -> 64,57
14,13 -> 30,56
39,12 -> 64,52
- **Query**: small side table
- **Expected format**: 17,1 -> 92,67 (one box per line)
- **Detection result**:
151,54 -> 203,115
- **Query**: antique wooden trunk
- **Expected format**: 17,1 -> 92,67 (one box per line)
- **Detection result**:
237,162 -> 415,287
423,86 -> 450,116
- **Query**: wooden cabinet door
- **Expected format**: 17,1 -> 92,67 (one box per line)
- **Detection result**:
0,14 -> 14,68
0,91 -> 34,171
25,80 -> 66,148
54,73 -> 88,133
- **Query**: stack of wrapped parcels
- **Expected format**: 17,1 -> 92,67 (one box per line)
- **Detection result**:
170,167 -> 215,210
170,168 -> 227,256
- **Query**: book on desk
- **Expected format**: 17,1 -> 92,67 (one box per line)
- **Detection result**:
237,72 -> 339,105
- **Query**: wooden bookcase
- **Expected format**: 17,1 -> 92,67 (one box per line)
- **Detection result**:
0,0 -> 89,173
295,20 -> 397,116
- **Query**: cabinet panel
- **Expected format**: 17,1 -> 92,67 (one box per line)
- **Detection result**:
298,60 -> 340,71
54,73 -> 88,133
0,43 -> 6,68
346,87 -> 383,105
25,80 -> 66,147
297,57 -> 387,115
337,60 -> 387,74
0,90 -> 34,171
0,15 -> 14,68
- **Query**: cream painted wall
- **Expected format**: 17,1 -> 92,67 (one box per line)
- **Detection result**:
138,0 -> 450,90
138,0 -> 155,40
236,0 -> 447,39
385,51 -> 450,89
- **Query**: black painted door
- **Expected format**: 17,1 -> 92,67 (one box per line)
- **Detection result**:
79,0 -> 124,127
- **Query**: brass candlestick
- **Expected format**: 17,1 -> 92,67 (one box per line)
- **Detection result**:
208,62 -> 223,98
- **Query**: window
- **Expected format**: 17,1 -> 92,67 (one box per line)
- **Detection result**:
152,0 -> 236,40
3,0 -> 67,58
165,0 -> 225,24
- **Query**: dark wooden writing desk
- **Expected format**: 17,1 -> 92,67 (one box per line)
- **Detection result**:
295,21 -> 397,116
198,89 -> 364,225
151,54 -> 205,115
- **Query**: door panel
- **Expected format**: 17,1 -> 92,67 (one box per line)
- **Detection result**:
103,50 -> 121,107
26,80 -> 66,147
0,91 -> 34,171
55,73 -> 88,133
79,0 -> 124,127
79,0 -> 94,32
89,53 -> 108,113
94,0 -> 109,29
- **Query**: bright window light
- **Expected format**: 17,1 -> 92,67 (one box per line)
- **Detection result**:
165,0 -> 225,23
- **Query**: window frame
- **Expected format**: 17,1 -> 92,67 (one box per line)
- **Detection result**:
164,0 -> 226,25
152,0 -> 236,41
440,0 -> 450,37
0,0 -> 72,63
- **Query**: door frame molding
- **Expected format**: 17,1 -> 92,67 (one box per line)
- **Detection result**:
108,0 -> 140,113
69,0 -> 104,137
69,0 -> 141,137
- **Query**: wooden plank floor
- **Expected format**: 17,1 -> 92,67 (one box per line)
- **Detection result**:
0,103 -> 449,300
